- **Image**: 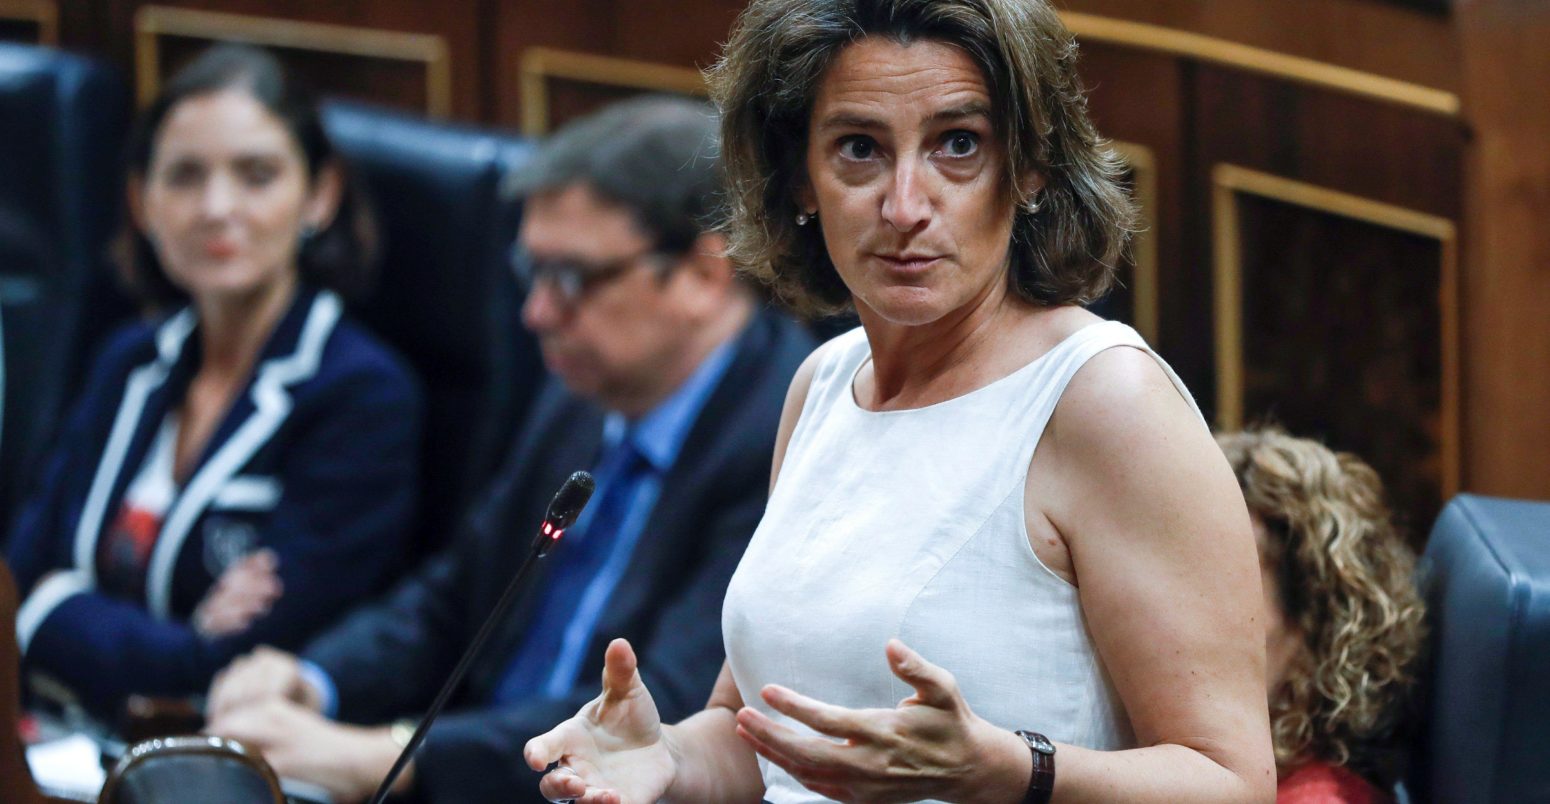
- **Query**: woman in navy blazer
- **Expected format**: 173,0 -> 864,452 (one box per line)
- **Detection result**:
6,44 -> 420,717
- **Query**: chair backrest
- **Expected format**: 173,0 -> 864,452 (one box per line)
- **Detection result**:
98,735 -> 282,804
0,44 -> 133,540
321,101 -> 543,558
1406,494 -> 1550,803
1,559 -> 51,804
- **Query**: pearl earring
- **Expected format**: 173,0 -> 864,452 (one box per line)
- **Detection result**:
1025,197 -> 1041,214
796,211 -> 814,226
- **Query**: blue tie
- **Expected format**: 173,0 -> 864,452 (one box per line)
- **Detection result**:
492,435 -> 652,704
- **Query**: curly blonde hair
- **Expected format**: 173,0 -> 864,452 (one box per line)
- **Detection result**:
1217,428 -> 1426,787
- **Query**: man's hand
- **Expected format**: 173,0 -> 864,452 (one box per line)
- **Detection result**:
194,549 -> 283,638
208,646 -> 322,719
206,698 -> 409,804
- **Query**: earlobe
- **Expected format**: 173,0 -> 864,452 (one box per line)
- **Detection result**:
126,176 -> 149,234
793,177 -> 818,219
305,161 -> 346,231
1019,170 -> 1046,200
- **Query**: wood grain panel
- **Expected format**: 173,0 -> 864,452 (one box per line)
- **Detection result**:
117,1 -> 481,119
491,0 -> 613,131
492,0 -> 736,131
1456,0 -> 1550,501
0,0 -> 54,45
518,47 -> 705,136
1075,43 -> 1197,384
1213,165 -> 1458,532
1192,64 -> 1465,220
1060,0 -> 1460,95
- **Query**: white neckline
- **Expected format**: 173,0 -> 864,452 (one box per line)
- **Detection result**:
843,320 -> 1115,417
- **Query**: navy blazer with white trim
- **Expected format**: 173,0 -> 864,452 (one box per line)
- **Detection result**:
6,287 -> 422,716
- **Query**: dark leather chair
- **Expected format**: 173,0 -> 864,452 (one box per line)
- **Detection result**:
0,45 -> 132,541
98,736 -> 283,804
322,101 -> 542,559
2,559 -> 55,804
1405,494 -> 1550,803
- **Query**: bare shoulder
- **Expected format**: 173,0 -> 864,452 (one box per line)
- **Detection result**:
1050,344 -> 1202,456
1039,343 -> 1239,542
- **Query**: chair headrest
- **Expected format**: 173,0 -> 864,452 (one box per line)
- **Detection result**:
101,736 -> 283,804
1407,494 -> 1550,803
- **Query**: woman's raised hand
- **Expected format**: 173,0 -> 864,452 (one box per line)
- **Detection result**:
734,639 -> 1025,804
524,639 -> 679,804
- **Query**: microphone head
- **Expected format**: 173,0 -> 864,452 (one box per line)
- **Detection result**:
544,471 -> 596,530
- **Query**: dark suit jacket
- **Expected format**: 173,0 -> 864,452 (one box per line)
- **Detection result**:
6,288 -> 422,716
304,307 -> 814,803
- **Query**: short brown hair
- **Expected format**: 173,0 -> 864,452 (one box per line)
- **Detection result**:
1218,427 -> 1426,788
707,0 -> 1138,317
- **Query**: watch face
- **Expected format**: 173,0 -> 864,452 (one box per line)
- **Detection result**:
1017,730 -> 1057,755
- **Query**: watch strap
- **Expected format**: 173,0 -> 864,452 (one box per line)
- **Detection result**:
1014,729 -> 1055,804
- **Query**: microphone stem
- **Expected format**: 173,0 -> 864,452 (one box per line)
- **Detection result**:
367,533 -> 549,804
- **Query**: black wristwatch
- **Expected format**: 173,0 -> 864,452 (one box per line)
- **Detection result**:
1014,729 -> 1056,804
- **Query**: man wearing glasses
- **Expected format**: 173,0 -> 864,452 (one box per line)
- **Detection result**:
203,95 -> 816,804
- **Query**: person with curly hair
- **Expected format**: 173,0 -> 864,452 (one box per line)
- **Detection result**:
1218,428 -> 1427,804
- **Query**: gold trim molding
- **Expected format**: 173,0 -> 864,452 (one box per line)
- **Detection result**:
0,0 -> 58,45
134,6 -> 452,117
1211,163 -> 1460,496
1111,140 -> 1159,345
519,47 -> 706,137
1062,11 -> 1460,118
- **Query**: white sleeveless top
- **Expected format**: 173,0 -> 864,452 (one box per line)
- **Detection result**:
722,321 -> 1205,803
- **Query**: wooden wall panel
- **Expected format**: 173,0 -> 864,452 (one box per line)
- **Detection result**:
1456,1 -> 1550,501
147,26 -> 437,115
108,0 -> 483,118
1077,44 -> 1197,388
1060,0 -> 1460,95
0,0 -> 55,45
491,0 -> 735,132
1190,65 -> 1465,220
1196,73 -> 1463,530
516,48 -> 705,136
1221,174 -> 1454,533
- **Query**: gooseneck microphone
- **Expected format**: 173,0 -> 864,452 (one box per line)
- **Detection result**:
368,471 -> 595,804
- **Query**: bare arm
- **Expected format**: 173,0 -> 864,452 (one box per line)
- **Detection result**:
526,348 -> 823,803
1032,347 -> 1275,802
658,663 -> 764,802
661,346 -> 822,801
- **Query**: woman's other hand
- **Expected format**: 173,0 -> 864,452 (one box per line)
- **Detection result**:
524,638 -> 678,804
193,548 -> 283,638
736,639 -> 1028,804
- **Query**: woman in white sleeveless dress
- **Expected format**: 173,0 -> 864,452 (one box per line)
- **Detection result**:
526,1 -> 1275,802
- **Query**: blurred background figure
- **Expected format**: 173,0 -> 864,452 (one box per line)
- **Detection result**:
202,95 -> 815,804
1219,427 -> 1427,804
5,43 -> 421,720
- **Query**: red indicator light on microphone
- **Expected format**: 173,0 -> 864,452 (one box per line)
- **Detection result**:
551,529 -> 564,541
542,522 -> 553,536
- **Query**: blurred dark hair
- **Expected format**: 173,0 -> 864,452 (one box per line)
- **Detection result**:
708,0 -> 1138,317
504,94 -> 722,257
118,43 -> 377,309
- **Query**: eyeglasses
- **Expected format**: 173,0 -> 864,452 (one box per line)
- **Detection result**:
511,246 -> 663,306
